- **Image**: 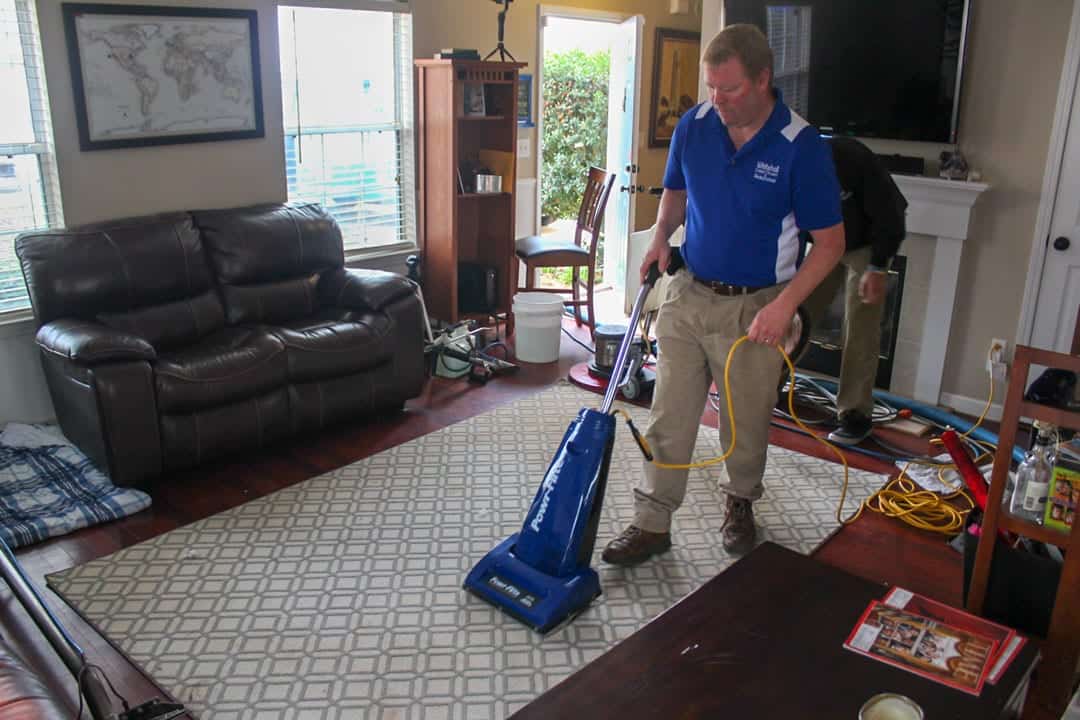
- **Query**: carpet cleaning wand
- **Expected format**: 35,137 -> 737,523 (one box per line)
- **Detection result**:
463,263 -> 665,633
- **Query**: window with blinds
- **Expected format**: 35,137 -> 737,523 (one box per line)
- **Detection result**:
0,0 -> 62,315
767,5 -> 812,116
278,6 -> 415,254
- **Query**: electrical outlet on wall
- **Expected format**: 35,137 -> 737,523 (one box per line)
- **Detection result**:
987,338 -> 1008,378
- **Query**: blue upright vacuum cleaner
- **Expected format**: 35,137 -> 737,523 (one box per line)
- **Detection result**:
463,263 -> 664,633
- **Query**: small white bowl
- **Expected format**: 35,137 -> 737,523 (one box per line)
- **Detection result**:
859,693 -> 924,720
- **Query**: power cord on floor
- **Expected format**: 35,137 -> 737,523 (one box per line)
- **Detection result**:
614,336 -> 1002,534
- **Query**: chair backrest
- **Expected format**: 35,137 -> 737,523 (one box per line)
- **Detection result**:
575,166 -> 617,256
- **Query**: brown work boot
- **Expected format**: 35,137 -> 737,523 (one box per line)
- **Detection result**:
601,525 -> 671,566
721,495 -> 756,555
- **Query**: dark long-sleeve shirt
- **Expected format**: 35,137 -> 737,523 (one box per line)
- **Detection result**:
827,136 -> 908,267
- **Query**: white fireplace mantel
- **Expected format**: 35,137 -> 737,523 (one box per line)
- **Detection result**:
892,174 -> 990,406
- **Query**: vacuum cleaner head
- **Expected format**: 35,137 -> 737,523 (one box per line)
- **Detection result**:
464,408 -> 614,633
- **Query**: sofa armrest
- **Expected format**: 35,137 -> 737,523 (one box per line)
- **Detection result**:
36,320 -> 156,365
320,267 -> 415,312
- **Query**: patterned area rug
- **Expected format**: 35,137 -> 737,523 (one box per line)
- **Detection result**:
48,383 -> 885,719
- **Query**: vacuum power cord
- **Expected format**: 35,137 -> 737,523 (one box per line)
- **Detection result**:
616,335 -> 1000,534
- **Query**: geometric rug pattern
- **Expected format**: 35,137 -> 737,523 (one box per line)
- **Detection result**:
48,382 -> 886,719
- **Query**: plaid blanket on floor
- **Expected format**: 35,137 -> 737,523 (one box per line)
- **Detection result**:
0,424 -> 151,549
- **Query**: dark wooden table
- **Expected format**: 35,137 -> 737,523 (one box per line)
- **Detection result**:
513,542 -> 1039,719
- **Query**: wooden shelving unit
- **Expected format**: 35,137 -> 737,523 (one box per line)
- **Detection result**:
967,345 -> 1080,719
415,59 -> 526,329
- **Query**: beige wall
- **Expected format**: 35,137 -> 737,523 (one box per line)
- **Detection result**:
941,0 -> 1073,400
414,0 -> 701,231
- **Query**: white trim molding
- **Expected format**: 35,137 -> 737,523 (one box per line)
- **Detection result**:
1018,0 -> 1080,347
893,174 -> 990,406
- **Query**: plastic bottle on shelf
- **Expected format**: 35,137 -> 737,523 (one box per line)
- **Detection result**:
1009,420 -> 1057,524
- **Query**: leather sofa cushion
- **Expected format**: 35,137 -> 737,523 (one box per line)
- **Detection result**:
97,290 -> 225,350
0,635 -> 76,718
15,212 -> 219,327
193,203 -> 345,325
219,273 -> 321,326
194,202 -> 343,280
274,308 -> 393,383
154,327 -> 287,413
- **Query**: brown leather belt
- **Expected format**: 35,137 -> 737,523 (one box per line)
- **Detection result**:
692,276 -> 767,296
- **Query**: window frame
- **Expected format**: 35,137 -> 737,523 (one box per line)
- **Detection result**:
1,0 -> 64,322
279,6 -> 416,261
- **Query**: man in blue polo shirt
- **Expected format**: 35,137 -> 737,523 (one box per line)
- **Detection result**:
602,24 -> 845,563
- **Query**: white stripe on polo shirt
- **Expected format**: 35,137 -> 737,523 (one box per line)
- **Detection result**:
781,110 -> 810,141
775,211 -> 800,281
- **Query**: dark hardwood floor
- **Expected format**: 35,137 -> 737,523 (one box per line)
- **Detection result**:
4,317 -> 966,717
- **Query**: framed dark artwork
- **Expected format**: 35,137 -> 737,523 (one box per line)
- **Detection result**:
649,28 -> 701,148
62,3 -> 264,151
517,73 -> 533,127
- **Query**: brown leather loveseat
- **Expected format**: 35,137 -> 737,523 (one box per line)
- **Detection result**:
16,202 -> 425,486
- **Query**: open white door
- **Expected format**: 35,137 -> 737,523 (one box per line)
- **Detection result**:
604,15 -> 643,309
1031,68 -> 1080,354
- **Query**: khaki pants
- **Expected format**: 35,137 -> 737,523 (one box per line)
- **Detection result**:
632,269 -> 786,534
802,246 -> 884,418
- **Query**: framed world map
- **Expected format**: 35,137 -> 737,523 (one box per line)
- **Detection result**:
62,3 -> 264,150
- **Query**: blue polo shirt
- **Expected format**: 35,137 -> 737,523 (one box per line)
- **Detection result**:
663,91 -> 842,286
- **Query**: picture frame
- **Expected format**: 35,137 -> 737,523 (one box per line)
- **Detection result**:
649,28 -> 701,148
62,3 -> 264,151
517,73 -> 534,127
463,82 -> 487,117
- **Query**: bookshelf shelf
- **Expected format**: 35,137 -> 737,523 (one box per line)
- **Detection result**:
967,344 -> 1080,719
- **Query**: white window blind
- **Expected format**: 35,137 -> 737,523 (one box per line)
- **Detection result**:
278,6 -> 415,254
767,5 -> 812,116
0,0 -> 63,315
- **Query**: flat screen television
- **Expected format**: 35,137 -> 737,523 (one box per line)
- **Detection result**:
723,0 -> 972,143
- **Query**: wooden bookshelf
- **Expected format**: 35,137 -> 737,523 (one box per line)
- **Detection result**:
415,59 -> 526,330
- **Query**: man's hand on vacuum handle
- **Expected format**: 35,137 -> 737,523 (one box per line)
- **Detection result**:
640,188 -> 687,282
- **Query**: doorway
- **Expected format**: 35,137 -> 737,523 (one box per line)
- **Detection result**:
535,8 -> 643,324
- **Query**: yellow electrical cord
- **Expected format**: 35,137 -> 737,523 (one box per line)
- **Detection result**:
612,335 -> 1000,534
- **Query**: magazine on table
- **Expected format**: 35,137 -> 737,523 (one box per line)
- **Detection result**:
882,587 -> 1026,684
844,599 -> 998,695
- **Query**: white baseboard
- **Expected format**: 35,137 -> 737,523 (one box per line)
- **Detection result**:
938,392 -> 1003,423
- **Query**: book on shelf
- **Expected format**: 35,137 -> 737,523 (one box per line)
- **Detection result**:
881,587 -> 1026,685
1044,455 -> 1080,531
844,599 -> 999,695
436,48 -> 480,60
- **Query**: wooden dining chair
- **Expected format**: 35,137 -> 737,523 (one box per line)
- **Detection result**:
514,166 -> 616,339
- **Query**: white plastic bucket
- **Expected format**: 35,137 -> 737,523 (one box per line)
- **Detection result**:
513,292 -> 564,363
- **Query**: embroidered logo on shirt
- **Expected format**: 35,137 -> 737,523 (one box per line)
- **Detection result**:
753,161 -> 781,183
